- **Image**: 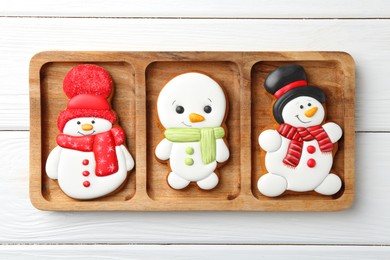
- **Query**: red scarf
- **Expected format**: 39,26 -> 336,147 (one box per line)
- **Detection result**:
57,127 -> 125,176
278,124 -> 333,167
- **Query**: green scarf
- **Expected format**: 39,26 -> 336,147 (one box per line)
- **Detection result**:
164,127 -> 225,165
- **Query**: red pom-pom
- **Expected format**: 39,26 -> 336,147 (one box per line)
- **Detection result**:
63,64 -> 113,99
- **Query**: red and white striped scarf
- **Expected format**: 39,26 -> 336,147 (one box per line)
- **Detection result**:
278,123 -> 333,167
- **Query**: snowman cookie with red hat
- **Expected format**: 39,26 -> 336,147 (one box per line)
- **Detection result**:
45,64 -> 134,200
257,64 -> 342,197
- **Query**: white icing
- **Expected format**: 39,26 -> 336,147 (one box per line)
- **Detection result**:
257,173 -> 287,197
258,95 -> 343,197
216,139 -> 229,163
167,171 -> 191,190
197,172 -> 219,190
156,72 -> 229,190
155,138 -> 173,161
322,122 -> 343,143
45,117 -> 135,200
63,117 -> 112,136
258,129 -> 282,152
45,145 -> 62,179
314,173 -> 342,195
170,142 -> 218,182
157,72 -> 226,129
120,144 -> 135,171
281,96 -> 325,127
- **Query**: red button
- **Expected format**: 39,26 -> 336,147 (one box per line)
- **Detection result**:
82,171 -> 90,176
307,145 -> 316,154
82,159 -> 89,165
83,181 -> 90,187
307,158 -> 316,168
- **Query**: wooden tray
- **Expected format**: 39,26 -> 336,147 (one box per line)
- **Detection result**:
30,51 -> 355,211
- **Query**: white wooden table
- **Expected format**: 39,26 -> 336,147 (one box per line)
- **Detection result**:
1,1 -> 390,259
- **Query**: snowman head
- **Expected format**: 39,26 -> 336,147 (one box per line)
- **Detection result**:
157,72 -> 226,129
63,117 -> 113,136
263,64 -> 327,126
57,64 -> 117,134
281,96 -> 325,127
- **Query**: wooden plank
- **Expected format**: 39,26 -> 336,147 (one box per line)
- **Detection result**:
0,18 -> 388,131
0,245 -> 389,260
28,51 -> 354,211
1,0 -> 390,18
0,95 -> 28,130
0,131 -> 388,244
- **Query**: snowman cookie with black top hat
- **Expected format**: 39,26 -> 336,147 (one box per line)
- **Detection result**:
257,64 -> 343,197
45,64 -> 135,200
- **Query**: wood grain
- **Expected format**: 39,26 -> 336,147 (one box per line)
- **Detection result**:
0,18 -> 388,131
1,0 -> 390,18
29,51 -> 354,211
0,245 -> 389,260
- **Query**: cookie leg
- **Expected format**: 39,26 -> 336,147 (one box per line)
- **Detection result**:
197,172 -> 219,190
257,173 -> 287,197
314,173 -> 342,195
167,172 -> 190,190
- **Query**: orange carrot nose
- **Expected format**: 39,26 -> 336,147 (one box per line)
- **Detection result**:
304,107 -> 318,118
189,113 -> 205,123
82,123 -> 94,131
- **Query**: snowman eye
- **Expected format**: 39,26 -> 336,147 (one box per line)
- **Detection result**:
300,105 -> 304,109
204,105 -> 212,114
176,106 -> 185,114
91,120 -> 95,124
308,103 -> 312,107
77,121 -> 81,125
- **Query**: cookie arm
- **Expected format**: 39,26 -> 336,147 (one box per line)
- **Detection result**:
322,122 -> 343,143
216,139 -> 230,163
45,146 -> 62,180
155,138 -> 173,161
120,145 -> 135,171
258,130 -> 282,152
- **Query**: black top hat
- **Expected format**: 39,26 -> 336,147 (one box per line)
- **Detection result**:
264,64 -> 326,124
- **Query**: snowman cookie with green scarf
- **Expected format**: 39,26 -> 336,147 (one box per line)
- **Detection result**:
155,72 -> 230,190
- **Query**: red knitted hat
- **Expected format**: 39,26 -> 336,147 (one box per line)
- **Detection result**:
57,64 -> 117,132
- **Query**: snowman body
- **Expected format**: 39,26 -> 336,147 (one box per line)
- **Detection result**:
169,142 -> 217,182
55,146 -> 128,199
155,72 -> 229,190
264,136 -> 333,192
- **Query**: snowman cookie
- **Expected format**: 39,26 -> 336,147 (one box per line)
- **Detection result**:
45,64 -> 135,200
155,72 -> 230,190
257,64 -> 343,197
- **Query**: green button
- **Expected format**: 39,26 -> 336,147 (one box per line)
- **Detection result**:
185,146 -> 194,155
184,158 -> 194,166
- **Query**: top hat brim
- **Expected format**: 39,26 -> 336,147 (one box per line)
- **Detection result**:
272,86 -> 326,124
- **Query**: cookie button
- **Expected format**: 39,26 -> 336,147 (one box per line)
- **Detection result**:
82,159 -> 89,165
83,181 -> 90,187
307,145 -> 316,154
82,171 -> 90,176
307,158 -> 316,168
184,158 -> 194,166
185,146 -> 194,155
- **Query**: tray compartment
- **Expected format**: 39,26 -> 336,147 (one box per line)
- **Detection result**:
250,60 -> 346,200
40,61 -> 137,203
145,61 -> 242,201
